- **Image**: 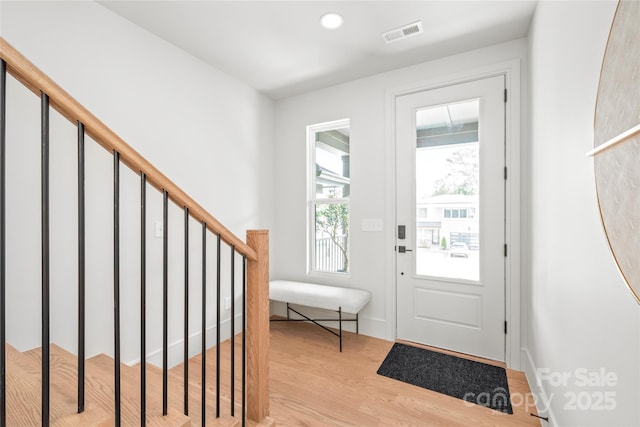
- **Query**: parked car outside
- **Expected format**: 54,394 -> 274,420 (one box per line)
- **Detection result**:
450,242 -> 469,258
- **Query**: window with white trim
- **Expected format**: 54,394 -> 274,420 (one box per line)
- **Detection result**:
308,119 -> 350,274
444,208 -> 468,219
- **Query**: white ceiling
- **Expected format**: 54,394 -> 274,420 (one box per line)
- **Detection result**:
98,0 -> 537,100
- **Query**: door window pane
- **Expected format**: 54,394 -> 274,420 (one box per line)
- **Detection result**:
415,99 -> 480,281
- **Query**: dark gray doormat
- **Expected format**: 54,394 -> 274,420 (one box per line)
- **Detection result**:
377,343 -> 513,414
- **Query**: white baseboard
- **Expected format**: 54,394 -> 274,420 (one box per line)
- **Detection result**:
127,312 -> 243,368
358,316 -> 387,340
132,303 -> 389,369
522,347 -> 558,426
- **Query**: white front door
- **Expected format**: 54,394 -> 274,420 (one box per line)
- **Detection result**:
395,76 -> 506,361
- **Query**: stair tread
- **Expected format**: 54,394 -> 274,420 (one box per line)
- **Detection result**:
6,341 -> 254,426
8,344 -> 191,426
84,356 -> 192,426
130,339 -> 247,426
131,362 -> 237,426
5,344 -> 112,426
247,417 -> 276,427
205,415 -> 241,427
87,352 -> 137,376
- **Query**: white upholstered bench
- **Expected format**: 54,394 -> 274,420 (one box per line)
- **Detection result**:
269,280 -> 372,351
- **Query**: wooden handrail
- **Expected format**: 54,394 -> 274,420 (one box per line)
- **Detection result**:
0,37 -> 257,261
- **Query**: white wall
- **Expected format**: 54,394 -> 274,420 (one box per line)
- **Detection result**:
1,1 -> 275,366
274,39 -> 527,341
525,1 -> 640,425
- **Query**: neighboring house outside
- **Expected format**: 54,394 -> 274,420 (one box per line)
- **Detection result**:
416,194 -> 479,250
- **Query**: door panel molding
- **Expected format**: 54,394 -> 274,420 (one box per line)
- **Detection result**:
415,288 -> 482,329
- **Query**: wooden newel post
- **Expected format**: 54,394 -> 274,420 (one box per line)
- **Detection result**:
246,229 -> 270,423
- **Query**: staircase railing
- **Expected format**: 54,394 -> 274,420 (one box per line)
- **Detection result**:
0,37 -> 270,426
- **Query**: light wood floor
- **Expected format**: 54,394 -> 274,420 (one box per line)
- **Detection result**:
268,320 -> 541,426
6,321 -> 540,426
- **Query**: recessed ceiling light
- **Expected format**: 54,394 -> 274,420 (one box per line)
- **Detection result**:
320,12 -> 343,30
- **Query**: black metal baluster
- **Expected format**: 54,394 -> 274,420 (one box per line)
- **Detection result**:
140,173 -> 147,426
230,245 -> 235,416
241,255 -> 246,427
183,207 -> 189,416
201,222 -> 207,425
41,92 -> 50,427
0,59 -> 6,427
113,150 -> 121,427
77,121 -> 85,414
216,234 -> 221,418
162,189 -> 168,416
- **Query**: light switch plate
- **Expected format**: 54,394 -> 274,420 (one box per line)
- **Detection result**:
362,218 -> 383,232
154,221 -> 163,238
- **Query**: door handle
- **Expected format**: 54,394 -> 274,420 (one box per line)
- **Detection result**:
398,246 -> 413,253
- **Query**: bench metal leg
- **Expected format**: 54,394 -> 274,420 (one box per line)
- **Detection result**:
339,307 -> 342,352
271,304 -> 357,352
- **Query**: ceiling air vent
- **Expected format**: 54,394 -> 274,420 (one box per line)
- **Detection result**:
382,21 -> 423,44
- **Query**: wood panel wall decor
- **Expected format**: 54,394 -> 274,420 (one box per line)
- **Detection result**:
592,0 -> 640,303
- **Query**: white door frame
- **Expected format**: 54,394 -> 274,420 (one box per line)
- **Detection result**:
384,59 -> 522,370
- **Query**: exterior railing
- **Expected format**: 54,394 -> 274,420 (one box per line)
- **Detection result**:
315,235 -> 348,273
